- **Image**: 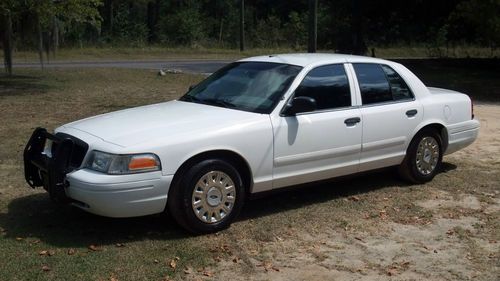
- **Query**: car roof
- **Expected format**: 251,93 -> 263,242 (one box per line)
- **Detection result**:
238,53 -> 390,67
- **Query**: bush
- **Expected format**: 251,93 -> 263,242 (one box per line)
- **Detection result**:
157,8 -> 205,46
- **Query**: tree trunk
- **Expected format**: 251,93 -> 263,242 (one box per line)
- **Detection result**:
218,18 -> 223,46
52,16 -> 59,58
308,0 -> 318,53
239,0 -> 245,51
35,13 -> 44,69
2,11 -> 13,76
103,0 -> 114,35
146,0 -> 160,42
351,0 -> 366,55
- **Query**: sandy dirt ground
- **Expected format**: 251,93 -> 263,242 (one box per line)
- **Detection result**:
203,104 -> 500,281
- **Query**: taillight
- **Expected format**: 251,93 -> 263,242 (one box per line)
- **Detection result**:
471,97 -> 474,119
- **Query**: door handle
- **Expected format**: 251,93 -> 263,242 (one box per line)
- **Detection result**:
406,109 -> 418,117
344,117 -> 361,126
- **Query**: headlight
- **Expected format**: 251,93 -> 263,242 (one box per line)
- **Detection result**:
85,151 -> 161,174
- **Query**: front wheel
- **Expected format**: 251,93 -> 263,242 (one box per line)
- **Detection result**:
168,159 -> 245,234
399,129 -> 443,184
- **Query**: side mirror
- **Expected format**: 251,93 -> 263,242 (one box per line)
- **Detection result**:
283,96 -> 317,115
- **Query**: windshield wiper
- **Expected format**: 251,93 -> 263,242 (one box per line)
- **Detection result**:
181,95 -> 237,109
202,98 -> 237,109
180,95 -> 203,103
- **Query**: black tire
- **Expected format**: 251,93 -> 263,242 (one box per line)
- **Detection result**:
399,128 -> 443,184
168,159 -> 245,234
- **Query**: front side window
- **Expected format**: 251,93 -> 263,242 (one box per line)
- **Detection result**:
180,62 -> 302,114
353,63 -> 413,105
294,64 -> 351,111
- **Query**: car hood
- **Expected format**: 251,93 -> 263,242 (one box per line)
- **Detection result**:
63,100 -> 264,147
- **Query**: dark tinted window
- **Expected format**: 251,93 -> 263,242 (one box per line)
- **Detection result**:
294,64 -> 351,110
181,62 -> 302,114
354,63 -> 414,105
353,63 -> 392,104
381,65 -> 413,100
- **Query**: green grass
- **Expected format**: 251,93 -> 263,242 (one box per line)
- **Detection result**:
5,46 -> 297,63
4,45 -> 498,64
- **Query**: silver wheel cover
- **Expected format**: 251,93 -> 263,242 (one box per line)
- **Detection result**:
415,136 -> 440,176
191,171 -> 236,224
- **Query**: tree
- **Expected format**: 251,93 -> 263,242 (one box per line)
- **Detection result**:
22,0 -> 102,68
1,0 -> 16,75
448,0 -> 500,51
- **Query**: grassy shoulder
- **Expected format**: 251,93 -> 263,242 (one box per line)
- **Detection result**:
3,45 -> 499,63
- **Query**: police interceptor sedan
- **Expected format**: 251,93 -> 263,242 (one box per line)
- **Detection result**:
24,54 -> 479,233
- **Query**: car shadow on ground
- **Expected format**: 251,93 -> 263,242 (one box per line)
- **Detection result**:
0,163 -> 457,247
241,161 -> 457,221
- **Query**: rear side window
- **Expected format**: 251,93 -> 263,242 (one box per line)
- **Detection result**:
353,63 -> 413,105
294,64 -> 351,111
380,65 -> 413,100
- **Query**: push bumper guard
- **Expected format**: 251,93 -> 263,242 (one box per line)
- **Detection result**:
23,127 -> 77,202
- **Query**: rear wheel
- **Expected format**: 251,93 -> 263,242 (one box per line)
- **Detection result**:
168,159 -> 245,234
399,128 -> 443,183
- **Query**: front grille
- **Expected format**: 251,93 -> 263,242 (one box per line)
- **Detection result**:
53,133 -> 89,170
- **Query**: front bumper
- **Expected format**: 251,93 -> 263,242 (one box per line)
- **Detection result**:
24,128 -> 173,217
66,169 -> 173,217
24,127 -> 88,202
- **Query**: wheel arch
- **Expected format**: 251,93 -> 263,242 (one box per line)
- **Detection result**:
170,149 -> 254,197
409,121 -> 448,153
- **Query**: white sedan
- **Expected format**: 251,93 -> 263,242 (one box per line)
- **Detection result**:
24,54 -> 479,233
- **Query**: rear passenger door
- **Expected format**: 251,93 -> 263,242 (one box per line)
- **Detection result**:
271,64 -> 362,188
351,63 -> 423,171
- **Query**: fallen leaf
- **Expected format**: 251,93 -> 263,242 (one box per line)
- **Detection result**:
348,195 -> 360,201
169,259 -> 177,270
154,259 -> 159,264
48,250 -> 55,256
202,270 -> 215,277
115,243 -> 125,248
258,261 -> 275,272
446,229 -> 454,235
213,255 -> 222,262
15,237 -> 23,241
183,267 -> 193,275
232,256 -> 241,263
39,250 -> 48,256
42,265 -> 51,272
109,276 -> 118,281
67,248 -> 76,255
88,245 -> 100,251
387,268 -> 398,276
354,236 -> 365,243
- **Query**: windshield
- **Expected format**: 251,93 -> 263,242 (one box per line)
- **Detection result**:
179,62 -> 302,114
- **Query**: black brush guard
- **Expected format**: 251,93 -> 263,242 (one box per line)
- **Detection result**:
24,128 -> 85,202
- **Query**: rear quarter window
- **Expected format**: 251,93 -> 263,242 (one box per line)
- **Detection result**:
353,63 -> 413,105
